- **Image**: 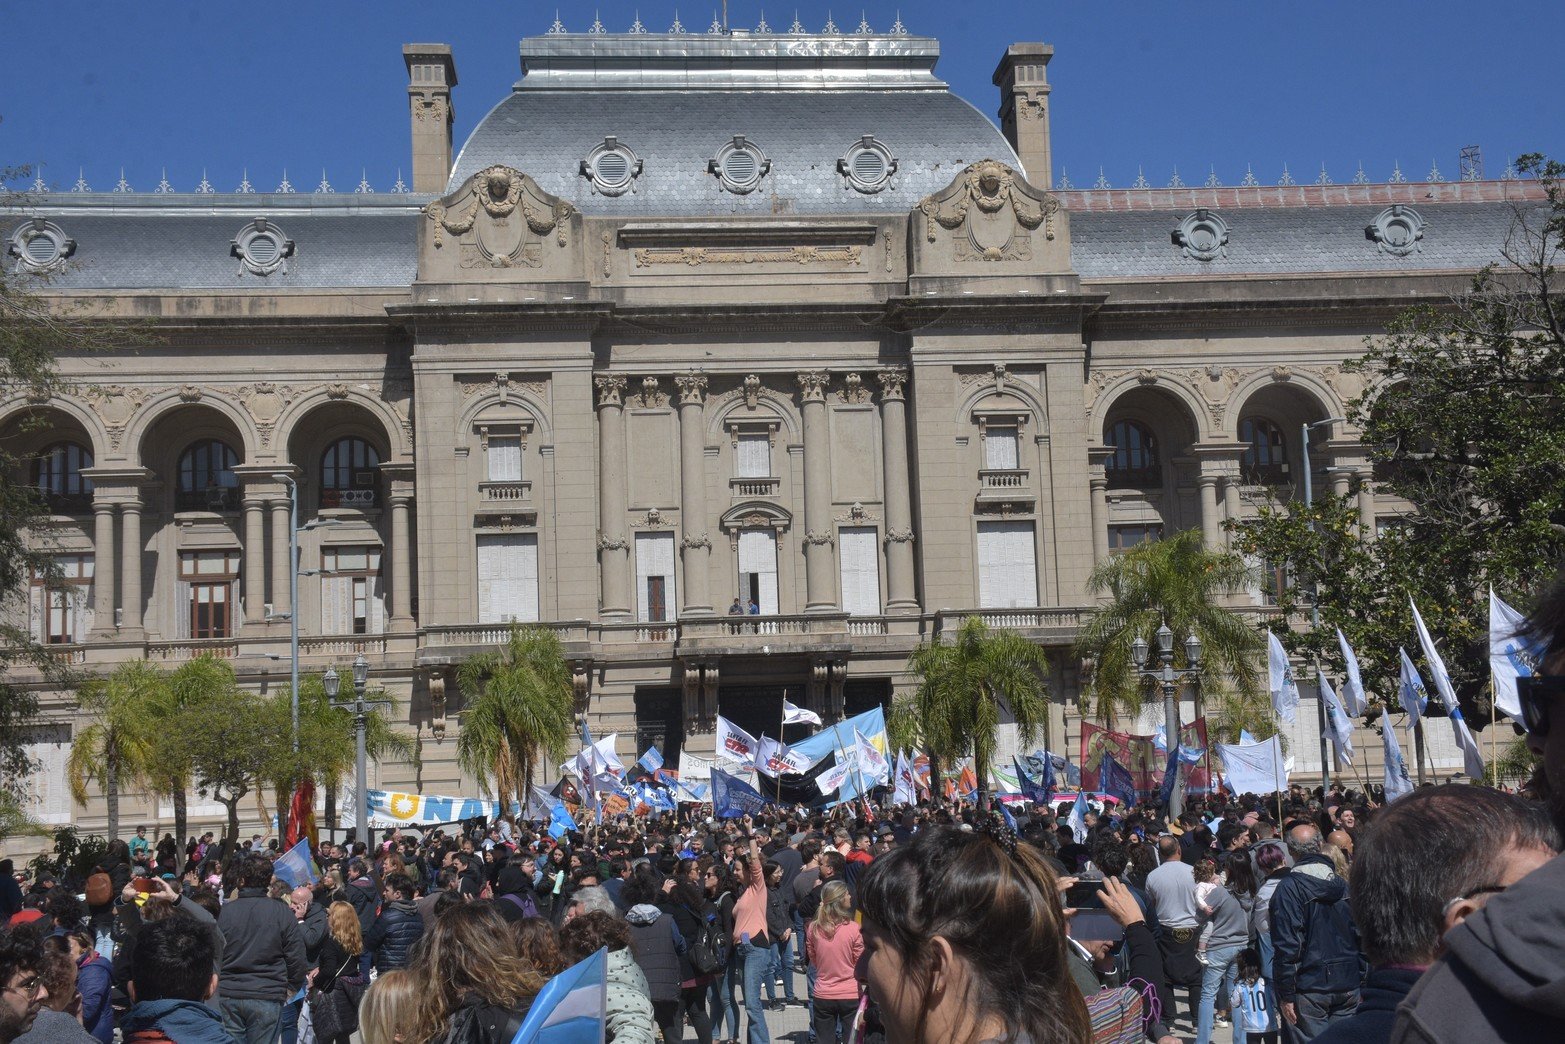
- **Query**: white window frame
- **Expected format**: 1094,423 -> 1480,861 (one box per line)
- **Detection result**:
976,520 -> 1038,609
838,526 -> 881,617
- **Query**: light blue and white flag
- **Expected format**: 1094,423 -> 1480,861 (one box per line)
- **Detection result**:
1318,670 -> 1355,768
1411,600 -> 1486,779
637,747 -> 665,774
854,729 -> 891,786
1067,791 -> 1089,843
548,802 -> 576,841
1239,729 -> 1259,744
1268,631 -> 1300,725
893,749 -> 917,806
1217,737 -> 1288,796
1398,647 -> 1429,724
1382,713 -> 1414,802
1491,588 -> 1541,721
1336,628 -> 1367,716
272,839 -> 318,888
509,947 -> 607,1044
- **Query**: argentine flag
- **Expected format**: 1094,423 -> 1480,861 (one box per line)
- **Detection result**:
1411,599 -> 1486,779
1490,588 -> 1541,721
511,947 -> 607,1044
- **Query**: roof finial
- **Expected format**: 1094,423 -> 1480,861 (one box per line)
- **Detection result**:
630,10 -> 648,32
276,169 -> 296,193
1239,163 -> 1259,188
393,169 -> 410,193
1501,156 -> 1518,181
356,169 -> 374,194
1167,167 -> 1185,189
789,10 -> 804,32
856,11 -> 873,34
1426,158 -> 1445,184
669,9 -> 686,33
236,168 -> 255,193
754,9 -> 771,33
1131,166 -> 1150,190
547,10 -> 567,34
72,168 -> 91,193
156,168 -> 174,193
113,167 -> 133,193
590,10 -> 606,33
1092,167 -> 1112,190
196,168 -> 215,194
1315,162 -> 1332,186
1276,163 -> 1295,187
316,169 -> 335,194
890,9 -> 907,34
1352,161 -> 1369,185
1204,165 -> 1221,188
1057,168 -> 1073,190
708,9 -> 724,33
30,162 -> 47,193
822,10 -> 840,34
1389,161 -> 1406,184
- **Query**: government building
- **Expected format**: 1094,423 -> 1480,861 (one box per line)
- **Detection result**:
3,17 -> 1537,844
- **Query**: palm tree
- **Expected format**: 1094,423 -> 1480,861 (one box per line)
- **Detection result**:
456,625 -> 575,809
906,616 -> 1052,809
276,674 -> 414,828
143,655 -> 231,846
1076,529 -> 1265,739
68,660 -> 165,840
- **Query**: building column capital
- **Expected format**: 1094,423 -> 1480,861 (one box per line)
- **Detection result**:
796,371 -> 830,403
594,373 -> 628,407
674,370 -> 709,405
876,367 -> 909,401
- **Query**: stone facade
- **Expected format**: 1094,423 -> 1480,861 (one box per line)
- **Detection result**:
1,29 -> 1537,850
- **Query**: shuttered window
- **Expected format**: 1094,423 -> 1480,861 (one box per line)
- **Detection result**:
635,532 -> 677,622
476,534 -> 539,623
487,437 -> 523,482
735,434 -> 771,478
321,546 -> 385,635
984,425 -> 1020,470
838,527 -> 881,616
737,530 -> 779,615
976,521 -> 1038,609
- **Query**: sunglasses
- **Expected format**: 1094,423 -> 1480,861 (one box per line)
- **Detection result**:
1516,675 -> 1565,736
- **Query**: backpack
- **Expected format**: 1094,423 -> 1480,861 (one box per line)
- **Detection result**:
1084,985 -> 1145,1044
684,904 -> 730,976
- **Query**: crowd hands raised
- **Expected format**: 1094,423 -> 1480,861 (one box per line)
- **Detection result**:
8,570 -> 1565,1044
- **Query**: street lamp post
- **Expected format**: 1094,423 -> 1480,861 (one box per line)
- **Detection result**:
325,654 -> 388,845
1130,622 -> 1204,804
1301,417 -> 1346,791
268,473 -> 339,754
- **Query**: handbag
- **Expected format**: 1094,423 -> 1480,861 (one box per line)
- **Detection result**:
307,954 -> 359,1041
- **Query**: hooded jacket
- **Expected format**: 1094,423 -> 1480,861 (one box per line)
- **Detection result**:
1391,852 -> 1565,1043
605,946 -> 657,1044
122,999 -> 237,1044
363,899 -> 424,972
1268,854 -> 1365,1001
624,904 -> 684,1003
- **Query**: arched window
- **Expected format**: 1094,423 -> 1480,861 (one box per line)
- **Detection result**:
1105,420 -> 1160,488
32,442 -> 94,512
177,440 -> 239,511
1240,417 -> 1289,484
320,437 -> 381,509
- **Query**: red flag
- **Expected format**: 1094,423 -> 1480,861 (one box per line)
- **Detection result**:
287,780 -> 317,849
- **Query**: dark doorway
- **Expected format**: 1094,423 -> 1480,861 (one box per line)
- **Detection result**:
633,688 -> 683,768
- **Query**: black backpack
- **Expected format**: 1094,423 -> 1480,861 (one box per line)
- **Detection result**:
685,901 -> 730,976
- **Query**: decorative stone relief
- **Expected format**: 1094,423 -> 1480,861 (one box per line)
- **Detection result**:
917,159 -> 1060,262
1366,205 -> 1425,256
886,527 -> 916,543
796,371 -> 829,403
411,93 -> 448,124
674,372 -> 708,405
425,165 -> 574,268
834,502 -> 879,524
633,245 -> 862,267
596,532 -> 629,551
82,385 -> 149,451
680,534 -> 712,551
803,530 -> 835,547
326,383 -> 350,400
179,385 -> 203,403
631,508 -> 672,529
836,373 -> 870,404
461,372 -> 547,401
743,374 -> 762,409
1172,209 -> 1230,261
633,376 -> 667,408
594,374 -> 628,407
876,368 -> 908,401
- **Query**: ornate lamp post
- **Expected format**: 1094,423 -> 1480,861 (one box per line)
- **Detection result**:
1130,622 -> 1204,766
324,654 -> 388,845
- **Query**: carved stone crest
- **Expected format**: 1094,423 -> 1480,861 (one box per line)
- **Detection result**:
634,376 -> 666,408
742,374 -> 762,410
917,160 -> 1060,262
424,165 -> 575,268
837,373 -> 870,404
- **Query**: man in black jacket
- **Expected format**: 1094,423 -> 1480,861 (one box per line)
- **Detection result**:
215,855 -> 306,1044
362,874 -> 423,975
1269,824 -> 1365,1043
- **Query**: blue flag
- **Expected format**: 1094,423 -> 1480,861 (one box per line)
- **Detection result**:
272,839 -> 318,888
1013,755 -> 1050,802
1100,754 -> 1136,808
712,768 -> 769,819
510,947 -> 607,1044
548,803 -> 575,841
1158,743 -> 1185,819
638,747 -> 664,774
998,799 -> 1018,832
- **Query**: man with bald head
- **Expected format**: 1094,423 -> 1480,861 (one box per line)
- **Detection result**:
1326,828 -> 1354,861
1269,822 -> 1365,1042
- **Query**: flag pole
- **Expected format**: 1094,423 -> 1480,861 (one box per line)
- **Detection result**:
777,688 -> 787,806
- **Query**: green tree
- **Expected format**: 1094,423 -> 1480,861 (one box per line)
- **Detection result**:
905,616 -> 1052,808
267,674 -> 413,828
456,626 -> 575,809
1076,529 -> 1266,742
68,660 -> 165,840
139,655 -> 236,846
171,676 -> 282,864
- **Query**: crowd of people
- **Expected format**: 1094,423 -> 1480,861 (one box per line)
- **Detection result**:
3,580 -> 1565,1044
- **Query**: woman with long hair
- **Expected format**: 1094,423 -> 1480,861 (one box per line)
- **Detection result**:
662,871 -> 718,1044
728,835 -> 772,1044
407,902 -> 546,1044
704,861 -> 741,1044
359,969 -> 419,1044
856,823 -> 1091,1044
513,917 -> 566,979
805,880 -> 862,1044
313,901 -> 366,1044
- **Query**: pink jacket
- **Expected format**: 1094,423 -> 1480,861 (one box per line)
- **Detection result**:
807,920 -> 864,1001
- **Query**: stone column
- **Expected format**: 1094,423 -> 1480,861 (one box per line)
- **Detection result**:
389,493 -> 415,632
1087,447 -> 1114,567
797,371 -> 836,613
1357,468 -> 1377,540
242,493 -> 267,627
877,368 -> 918,614
675,372 -> 714,616
90,494 -> 116,638
1330,470 -> 1352,500
119,497 -> 144,637
270,498 -> 292,622
1197,475 -> 1222,550
595,375 -> 632,619
1223,480 -> 1242,547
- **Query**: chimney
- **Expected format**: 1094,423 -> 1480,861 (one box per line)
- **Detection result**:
403,44 -> 457,193
993,43 -> 1054,189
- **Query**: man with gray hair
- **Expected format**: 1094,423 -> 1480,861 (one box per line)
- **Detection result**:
563,885 -> 618,922
1269,823 -> 1365,1042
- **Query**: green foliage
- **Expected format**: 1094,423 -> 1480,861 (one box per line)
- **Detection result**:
1483,734 -> 1540,787
267,672 -> 413,796
1076,530 -> 1266,737
905,616 -> 1052,803
1232,154 -> 1565,727
0,790 -> 47,843
27,826 -> 108,882
456,625 -> 576,807
68,660 -> 167,839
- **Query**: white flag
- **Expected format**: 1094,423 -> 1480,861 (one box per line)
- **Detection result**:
1067,792 -> 1089,843
1411,600 -> 1486,779
1268,631 -> 1300,725
1490,588 -> 1540,721
1318,670 -> 1355,768
782,699 -> 823,727
1217,737 -> 1289,795
715,716 -> 759,767
755,735 -> 814,777
1398,647 -> 1428,724
854,729 -> 891,785
1336,628 -> 1367,716
816,756 -> 856,795
893,749 -> 917,806
1382,712 -> 1414,802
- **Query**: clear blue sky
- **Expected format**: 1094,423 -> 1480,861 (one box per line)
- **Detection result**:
4,0 -> 1560,192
